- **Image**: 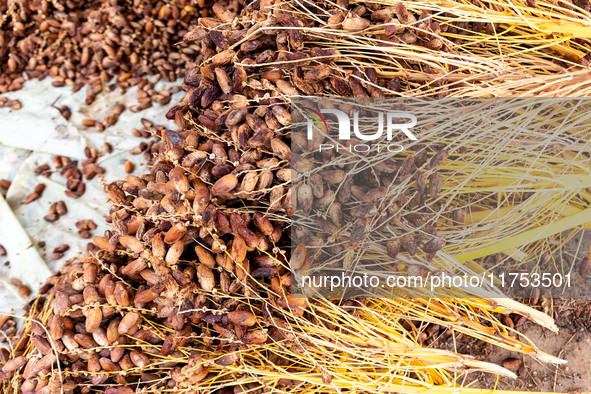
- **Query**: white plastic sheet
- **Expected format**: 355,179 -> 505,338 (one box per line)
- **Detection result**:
0,77 -> 181,313
0,77 -> 184,157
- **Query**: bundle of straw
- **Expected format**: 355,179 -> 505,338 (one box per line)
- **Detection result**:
5,0 -> 591,393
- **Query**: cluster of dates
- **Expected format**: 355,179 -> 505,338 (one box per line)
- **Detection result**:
0,0 -> 462,392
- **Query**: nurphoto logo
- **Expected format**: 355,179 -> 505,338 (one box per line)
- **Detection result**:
305,108 -> 418,141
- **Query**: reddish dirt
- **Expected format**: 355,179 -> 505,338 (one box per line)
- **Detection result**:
430,301 -> 591,392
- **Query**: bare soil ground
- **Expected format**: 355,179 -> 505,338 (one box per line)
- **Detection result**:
478,323 -> 590,392
431,315 -> 591,392
453,230 -> 591,392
